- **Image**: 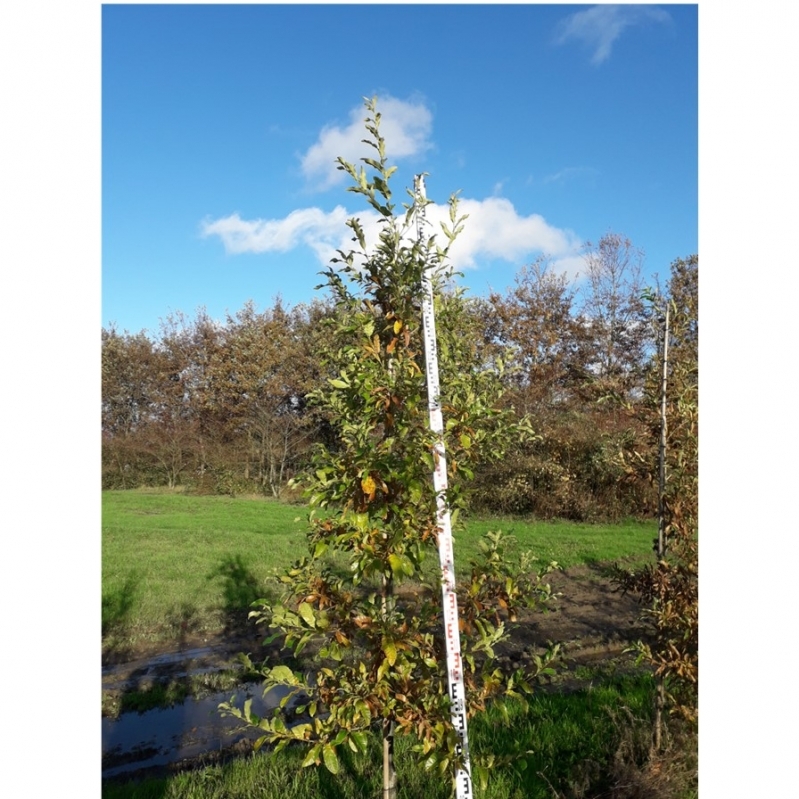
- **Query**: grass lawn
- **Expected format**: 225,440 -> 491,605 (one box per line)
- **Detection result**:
102,489 -> 655,651
459,514 -> 654,568
103,490 -> 307,650
102,492 -> 696,799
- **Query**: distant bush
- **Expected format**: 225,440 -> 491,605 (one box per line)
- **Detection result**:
471,422 -> 656,521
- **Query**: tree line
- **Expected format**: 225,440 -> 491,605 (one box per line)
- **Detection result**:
102,239 -> 697,521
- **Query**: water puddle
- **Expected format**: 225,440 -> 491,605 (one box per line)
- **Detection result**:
103,645 -> 218,675
102,681 -> 292,779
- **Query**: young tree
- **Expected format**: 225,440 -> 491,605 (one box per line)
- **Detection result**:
613,255 -> 698,738
223,98 -> 557,796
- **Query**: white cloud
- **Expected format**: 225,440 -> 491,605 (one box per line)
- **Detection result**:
205,100 -> 584,271
200,206 -> 351,259
554,5 -> 671,65
299,96 -> 433,190
202,195 -> 582,275
440,197 -> 580,269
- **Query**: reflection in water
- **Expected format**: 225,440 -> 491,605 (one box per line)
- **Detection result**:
102,682 -> 292,779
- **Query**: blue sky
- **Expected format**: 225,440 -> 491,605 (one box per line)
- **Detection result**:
102,3 -> 697,335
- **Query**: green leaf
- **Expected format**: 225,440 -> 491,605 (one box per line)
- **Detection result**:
292,723 -> 312,741
460,433 -> 472,449
332,729 -> 348,747
388,553 -> 403,577
268,664 -> 297,684
298,602 -> 316,628
322,743 -> 340,774
382,638 -> 397,666
329,378 -> 349,389
355,699 -> 371,725
301,744 -> 320,768
273,715 -> 288,733
272,738 -> 289,754
313,541 -> 329,559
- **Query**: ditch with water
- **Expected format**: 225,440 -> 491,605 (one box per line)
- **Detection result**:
102,644 -> 292,780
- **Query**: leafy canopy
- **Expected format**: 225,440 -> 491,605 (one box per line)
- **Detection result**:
222,97 -> 558,789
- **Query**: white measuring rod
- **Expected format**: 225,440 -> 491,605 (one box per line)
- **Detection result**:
415,174 -> 473,799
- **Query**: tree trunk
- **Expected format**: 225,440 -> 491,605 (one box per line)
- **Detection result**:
383,718 -> 397,799
657,304 -> 670,559
654,303 -> 670,752
654,679 -> 665,751
382,568 -> 397,798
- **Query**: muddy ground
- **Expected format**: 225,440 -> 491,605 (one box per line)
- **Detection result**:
104,564 -> 649,672
102,565 -> 653,782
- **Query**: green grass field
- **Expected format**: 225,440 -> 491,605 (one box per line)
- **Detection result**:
102,491 -> 696,799
102,489 -> 656,652
103,491 -> 303,649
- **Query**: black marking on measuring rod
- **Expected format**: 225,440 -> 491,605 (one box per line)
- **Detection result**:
415,174 -> 473,799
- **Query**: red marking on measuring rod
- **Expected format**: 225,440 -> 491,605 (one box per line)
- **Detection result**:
415,174 -> 473,799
